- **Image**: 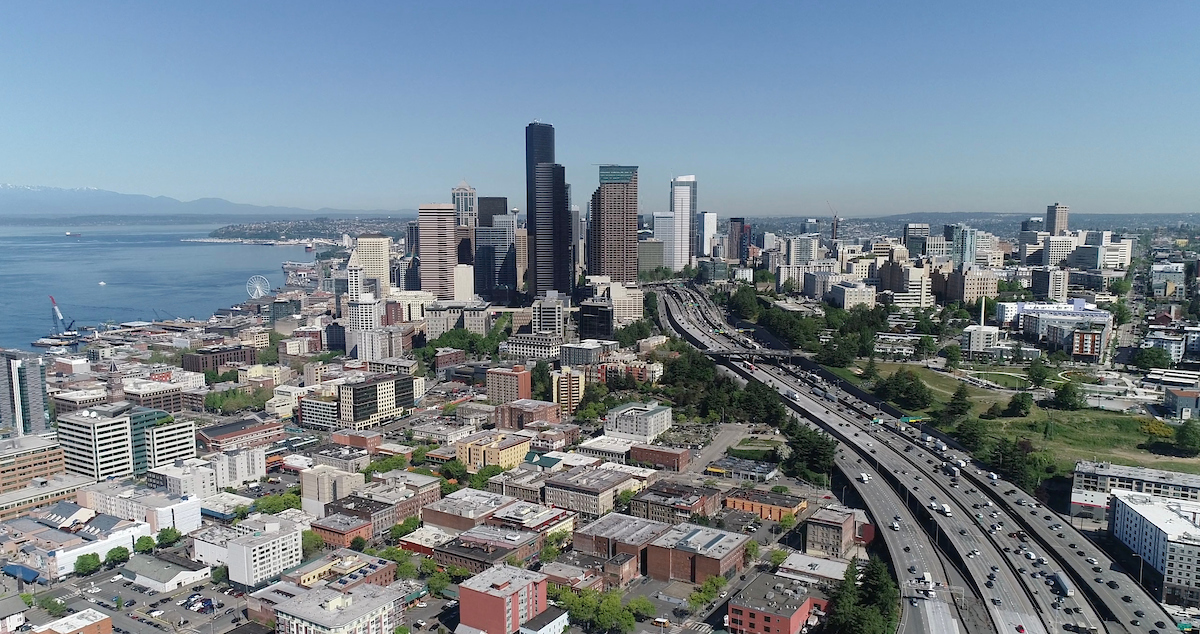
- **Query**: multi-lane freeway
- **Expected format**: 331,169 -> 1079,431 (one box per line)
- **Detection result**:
660,284 -> 1179,634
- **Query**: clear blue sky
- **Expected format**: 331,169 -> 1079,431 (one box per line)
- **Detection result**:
1,2 -> 1197,216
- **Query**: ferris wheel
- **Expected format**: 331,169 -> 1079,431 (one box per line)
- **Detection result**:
246,275 -> 271,299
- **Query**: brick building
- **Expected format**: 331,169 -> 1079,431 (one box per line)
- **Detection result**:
309,513 -> 372,549
281,548 -> 396,590
331,429 -> 384,454
804,507 -> 855,559
646,523 -> 748,584
495,399 -> 562,430
629,482 -> 721,524
572,513 -> 671,577
629,444 -> 690,471
459,565 -> 548,634
486,365 -> 532,405
725,489 -> 807,521
728,573 -> 828,634
197,417 -> 286,452
182,345 -> 257,373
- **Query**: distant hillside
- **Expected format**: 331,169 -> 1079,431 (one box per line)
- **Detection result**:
0,185 -> 414,222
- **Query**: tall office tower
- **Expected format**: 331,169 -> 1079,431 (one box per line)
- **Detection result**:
1046,203 -> 1069,236
456,225 -> 475,265
475,218 -> 517,305
699,212 -> 717,257
831,215 -> 840,240
586,165 -> 639,282
418,203 -> 458,299
944,223 -> 978,268
740,223 -> 753,261
405,220 -> 419,257
345,251 -> 381,360
652,212 -> 676,270
571,205 -> 586,282
784,234 -> 823,264
1020,217 -> 1044,233
902,223 -> 930,245
0,349 -> 48,437
477,197 -> 508,229
515,228 -> 528,291
727,218 -> 745,260
347,251 -> 364,302
452,181 -> 478,228
355,233 -> 393,298
526,122 -> 572,295
668,176 -> 698,266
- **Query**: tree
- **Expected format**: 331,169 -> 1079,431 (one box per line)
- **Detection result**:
440,460 -> 468,483
745,540 -> 761,562
861,357 -> 880,382
1047,350 -> 1070,366
74,553 -> 102,576
1051,381 -> 1086,410
942,344 -> 961,370
105,546 -> 130,567
395,627 -> 412,634
469,465 -> 506,490
38,596 -> 67,618
914,336 -> 937,360
390,517 -> 421,543
1025,357 -> 1051,388
1006,392 -> 1034,417
1133,346 -> 1173,370
1178,419 -> 1200,455
427,571 -> 451,597
770,485 -> 790,494
729,285 -> 761,321
420,557 -> 439,577
254,493 -> 302,514
397,561 -> 419,580
212,566 -> 228,585
1110,299 -> 1133,326
778,513 -> 796,532
1110,278 -> 1132,295
350,536 -> 369,552
156,527 -> 182,548
982,402 -> 1004,419
626,596 -> 656,621
617,489 -> 636,508
532,361 -> 552,401
860,556 -> 899,626
302,530 -> 325,558
945,382 -> 972,420
134,536 -> 156,554
954,418 -> 990,452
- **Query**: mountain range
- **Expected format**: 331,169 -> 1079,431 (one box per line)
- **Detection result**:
0,185 -> 415,221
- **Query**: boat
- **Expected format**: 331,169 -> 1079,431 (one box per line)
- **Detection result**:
32,338 -> 71,348
98,281 -> 106,286
65,231 -> 82,237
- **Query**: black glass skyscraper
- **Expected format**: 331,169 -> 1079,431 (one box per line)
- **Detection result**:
526,122 -> 572,296
477,196 -> 508,228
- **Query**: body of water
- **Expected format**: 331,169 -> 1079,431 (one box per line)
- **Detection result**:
0,224 -> 311,350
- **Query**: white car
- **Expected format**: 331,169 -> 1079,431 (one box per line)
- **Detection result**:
415,621 -> 428,629
150,610 -> 165,618
416,602 -> 428,609
1086,557 -> 1098,565
110,575 -> 123,583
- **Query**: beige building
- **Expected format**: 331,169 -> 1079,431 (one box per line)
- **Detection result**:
454,432 -> 532,474
300,465 -> 365,518
355,233 -> 393,298
552,367 -> 585,416
805,507 -> 855,559
544,467 -> 637,520
418,204 -> 458,300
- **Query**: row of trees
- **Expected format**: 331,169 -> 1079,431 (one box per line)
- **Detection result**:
549,586 -> 657,634
73,528 -> 184,576
825,557 -> 899,634
204,387 -> 273,414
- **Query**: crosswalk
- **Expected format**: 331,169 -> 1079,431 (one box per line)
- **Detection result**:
676,621 -> 714,634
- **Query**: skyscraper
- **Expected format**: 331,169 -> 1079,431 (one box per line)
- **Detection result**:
477,197 -> 508,229
526,122 -> 572,295
587,165 -> 639,283
902,223 -> 930,245
418,203 -> 458,299
452,181 -> 478,228
944,223 -> 978,268
727,218 -> 745,261
0,349 -> 48,437
699,212 -> 717,257
405,221 -> 419,257
355,233 -> 393,298
652,212 -> 676,271
669,176 -> 697,267
1046,202 -> 1069,236
475,217 -> 517,305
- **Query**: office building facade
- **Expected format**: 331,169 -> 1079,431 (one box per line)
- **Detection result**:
418,203 -> 458,299
526,122 -> 572,296
587,165 -> 639,283
453,181 -> 478,228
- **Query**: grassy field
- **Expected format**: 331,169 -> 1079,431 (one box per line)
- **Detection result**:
974,372 -> 1031,389
835,361 -> 1200,475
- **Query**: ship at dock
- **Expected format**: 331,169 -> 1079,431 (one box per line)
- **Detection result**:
31,297 -> 93,349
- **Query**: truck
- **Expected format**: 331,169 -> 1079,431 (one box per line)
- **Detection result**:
921,572 -> 933,585
940,504 -> 952,517
822,390 -> 837,403
890,521 -> 900,531
787,390 -> 799,401
934,441 -> 948,452
988,472 -> 998,480
858,473 -> 871,483
1053,571 -> 1075,597
942,463 -> 960,477
955,459 -> 967,469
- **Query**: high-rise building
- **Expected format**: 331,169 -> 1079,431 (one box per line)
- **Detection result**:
783,235 -> 823,265
699,212 -> 717,257
653,212 -> 677,269
670,175 -> 697,267
944,223 -> 978,268
452,181 -> 478,228
587,165 -> 639,283
477,196 -> 507,229
418,204 -> 458,299
515,228 -> 528,291
1046,203 -> 1069,236
355,233 -> 393,298
0,349 -> 48,437
902,223 -> 930,245
405,220 -> 419,257
526,122 -> 572,296
1021,217 -> 1044,233
474,220 -> 517,305
727,218 -> 745,261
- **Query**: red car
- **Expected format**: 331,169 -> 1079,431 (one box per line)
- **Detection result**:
1016,627 -> 1025,633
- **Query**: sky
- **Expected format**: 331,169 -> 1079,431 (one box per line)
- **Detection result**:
0,2 -> 1198,217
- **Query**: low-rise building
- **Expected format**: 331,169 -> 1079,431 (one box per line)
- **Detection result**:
434,524 -> 541,573
630,482 -> 721,523
76,480 -> 202,533
1166,388 -> 1200,420
487,469 -> 553,504
397,526 -> 457,557
629,444 -> 690,471
323,495 -> 396,540
0,436 -> 65,494
804,507 -> 855,559
119,553 -> 211,593
484,501 -> 576,537
459,565 -> 549,634
197,417 -> 286,453
646,523 -> 749,583
572,513 -> 671,569
411,421 -> 476,445
312,444 -> 373,473
192,516 -> 303,591
310,513 -> 373,549
603,401 -> 672,444
576,436 -> 636,465
725,489 -> 807,521
455,432 -> 532,473
495,400 -> 562,431
281,548 -> 396,590
543,467 -> 636,520
421,488 -> 517,532
1071,460 -> 1200,519
31,608 -> 111,634
1110,489 -> 1200,606
775,552 -> 850,587
274,583 -> 405,634
704,457 -> 779,482
727,573 -> 828,634
0,503 -> 151,582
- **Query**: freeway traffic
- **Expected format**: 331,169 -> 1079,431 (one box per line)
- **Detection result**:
658,283 -> 1178,634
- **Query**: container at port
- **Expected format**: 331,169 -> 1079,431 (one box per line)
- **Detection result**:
1053,571 -> 1075,597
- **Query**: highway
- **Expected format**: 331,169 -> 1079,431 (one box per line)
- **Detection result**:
663,290 -> 965,634
663,282 -> 1180,634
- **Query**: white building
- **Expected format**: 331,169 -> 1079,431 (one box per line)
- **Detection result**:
76,480 -> 203,533
453,264 -> 475,301
1110,489 -> 1200,606
699,211 -> 717,258
532,291 -> 570,338
784,234 -> 823,265
193,516 -> 303,590
120,554 -> 211,593
56,409 -> 133,480
275,583 -> 404,634
827,282 -> 875,310
1146,332 -> 1187,364
500,333 -> 563,360
147,459 -> 218,498
603,401 -> 672,444
452,180 -> 478,228
146,418 -> 196,468
208,447 -> 268,489
960,325 -> 1001,359
354,233 -> 393,298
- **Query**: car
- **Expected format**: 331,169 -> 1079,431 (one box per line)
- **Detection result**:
987,572 -> 996,580
910,598 -> 918,606
1057,533 -> 1065,538
903,546 -> 911,552
1016,626 -> 1025,633
445,601 -> 458,609
225,609 -> 235,616
125,601 -> 135,607
1086,557 -> 1098,564
908,566 -> 917,574
894,515 -> 902,521
985,580 -> 994,588
110,574 -> 123,582
959,529 -> 968,536
1157,621 -> 1168,628
231,619 -> 240,626
1077,551 -> 1085,556
992,598 -> 1003,606
150,611 -> 164,618
1108,581 -> 1120,589
1092,566 -> 1102,572
1068,543 -> 1077,549
1132,620 -> 1141,626
1134,610 -> 1145,617
1043,515 -> 1052,521
416,601 -> 429,608
1095,577 -> 1104,583
1122,595 -> 1132,603
1018,567 -> 1026,574
193,585 -> 206,592
415,621 -> 428,629
990,565 -> 999,572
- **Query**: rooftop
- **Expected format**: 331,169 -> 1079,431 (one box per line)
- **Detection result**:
1074,460 -> 1200,490
576,436 -> 637,454
275,583 -> 403,628
731,573 -> 826,617
399,525 -> 458,548
708,456 -> 779,476
312,513 -> 372,534
424,488 -> 517,519
458,564 -> 547,597
575,513 -> 671,545
0,435 -> 57,456
1112,489 -> 1200,545
546,466 -> 634,494
726,488 -> 805,508
122,554 -> 209,583
650,523 -> 749,559
522,606 -> 568,632
777,552 -> 851,582
634,482 -> 720,508
199,417 -> 282,439
33,608 -> 110,634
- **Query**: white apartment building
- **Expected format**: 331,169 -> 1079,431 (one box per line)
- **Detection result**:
147,458 -> 218,498
1110,489 -> 1200,606
208,447 -> 268,489
1070,461 -> 1200,518
57,410 -> 133,480
603,401 -> 672,444
193,517 -> 303,590
960,325 -> 1001,359
828,282 -> 876,309
1146,332 -> 1187,364
299,465 -> 365,518
146,419 -> 196,468
77,480 -> 202,533
784,234 -> 823,264
500,333 -> 563,360
699,211 -> 717,258
275,583 -> 404,634
354,233 -> 393,298
532,292 -> 570,338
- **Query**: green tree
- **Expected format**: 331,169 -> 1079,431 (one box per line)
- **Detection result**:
134,535 -> 156,554
861,357 -> 880,382
1110,299 -> 1133,325
397,561 -> 419,580
420,557 -> 439,577
1006,392 -> 1034,417
626,595 -> 656,621
729,285 -> 761,321
617,489 -> 636,508
1047,349 -> 1070,366
427,571 -> 451,596
212,566 -> 228,585
74,553 -> 102,576
914,336 -> 937,360
19,594 -> 32,607
942,344 -> 961,370
770,485 -> 790,494
350,536 -> 369,552
1026,357 -> 1051,388
390,516 -> 421,543
861,556 -> 899,625
105,546 -> 130,567
531,361 -> 552,401
302,530 -> 325,558
1133,346 -> 1173,370
945,382 -> 972,420
469,465 -> 506,490
778,513 -> 796,532
254,493 -> 302,514
440,460 -> 468,482
595,591 -> 635,634
769,549 -> 789,569
1110,278 -> 1132,295
1051,381 -> 1086,410
745,540 -> 760,562
954,418 -> 990,452
1178,419 -> 1200,455
156,527 -> 182,547
38,596 -> 67,617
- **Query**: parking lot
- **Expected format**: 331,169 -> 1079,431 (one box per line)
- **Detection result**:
402,594 -> 458,632
44,574 -> 247,634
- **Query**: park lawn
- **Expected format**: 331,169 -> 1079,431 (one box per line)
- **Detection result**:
975,372 -> 1031,390
825,365 -> 863,386
870,362 -> 1009,417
